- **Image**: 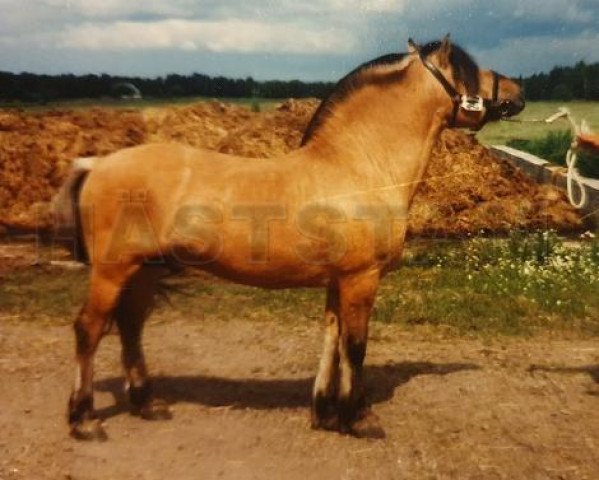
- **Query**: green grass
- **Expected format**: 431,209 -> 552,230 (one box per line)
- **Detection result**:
1,234 -> 597,337
377,233 -> 599,336
0,267 -> 87,322
476,101 -> 599,146
507,130 -> 599,179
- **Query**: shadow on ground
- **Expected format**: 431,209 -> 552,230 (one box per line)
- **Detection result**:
94,361 -> 478,420
529,363 -> 599,395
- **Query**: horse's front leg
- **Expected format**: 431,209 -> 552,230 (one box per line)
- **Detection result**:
336,270 -> 384,438
311,283 -> 340,430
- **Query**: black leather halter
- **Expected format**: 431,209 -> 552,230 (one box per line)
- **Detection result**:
416,48 -> 502,127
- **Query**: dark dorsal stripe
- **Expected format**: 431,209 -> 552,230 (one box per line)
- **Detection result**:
301,41 -> 480,146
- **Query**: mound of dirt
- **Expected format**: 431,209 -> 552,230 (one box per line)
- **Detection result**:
0,100 -> 582,236
144,101 -> 254,150
217,99 -> 321,158
409,131 -> 582,236
0,108 -> 146,230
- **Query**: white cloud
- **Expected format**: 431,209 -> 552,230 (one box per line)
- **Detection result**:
0,0 -> 597,77
32,0 -> 417,17
40,0 -> 187,18
54,19 -> 356,54
326,0 -> 409,13
35,0 -> 410,20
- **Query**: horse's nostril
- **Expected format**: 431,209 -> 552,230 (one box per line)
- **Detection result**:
497,99 -> 525,118
504,98 -> 525,116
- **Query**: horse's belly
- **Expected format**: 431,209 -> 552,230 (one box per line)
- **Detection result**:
165,220 -> 406,288
193,262 -> 331,289
168,236 -> 333,288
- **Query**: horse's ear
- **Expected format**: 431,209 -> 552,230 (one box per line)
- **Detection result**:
438,34 -> 452,68
407,38 -> 420,54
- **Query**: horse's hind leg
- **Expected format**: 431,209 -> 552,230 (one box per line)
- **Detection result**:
311,283 -> 340,430
68,264 -> 139,440
115,266 -> 171,420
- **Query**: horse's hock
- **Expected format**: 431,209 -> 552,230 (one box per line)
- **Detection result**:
0,101 -> 582,236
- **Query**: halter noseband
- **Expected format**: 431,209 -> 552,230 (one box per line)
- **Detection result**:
414,45 -> 501,127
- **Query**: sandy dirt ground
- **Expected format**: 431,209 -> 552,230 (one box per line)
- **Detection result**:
1,317 -> 597,480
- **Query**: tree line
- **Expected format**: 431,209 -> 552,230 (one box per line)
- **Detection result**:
523,61 -> 599,101
0,61 -> 598,103
0,72 -> 334,103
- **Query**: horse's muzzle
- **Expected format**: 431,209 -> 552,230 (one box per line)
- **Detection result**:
500,96 -> 525,118
484,96 -> 525,122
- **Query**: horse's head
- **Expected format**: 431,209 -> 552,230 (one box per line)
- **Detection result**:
409,36 -> 525,130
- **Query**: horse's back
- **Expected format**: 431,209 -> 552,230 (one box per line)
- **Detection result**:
82,143 -> 236,202
90,142 -> 227,177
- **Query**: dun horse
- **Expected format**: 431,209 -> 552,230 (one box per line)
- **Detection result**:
58,37 -> 524,440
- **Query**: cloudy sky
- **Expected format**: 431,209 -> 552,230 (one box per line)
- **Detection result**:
1,0 -> 598,80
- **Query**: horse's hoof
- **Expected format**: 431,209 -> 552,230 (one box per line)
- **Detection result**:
311,412 -> 339,432
348,411 -> 386,439
311,394 -> 339,431
136,399 -> 173,421
70,419 -> 108,442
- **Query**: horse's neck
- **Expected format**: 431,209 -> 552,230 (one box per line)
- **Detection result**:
305,79 -> 448,202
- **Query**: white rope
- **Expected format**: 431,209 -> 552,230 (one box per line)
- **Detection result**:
538,108 -> 589,209
565,148 -> 588,209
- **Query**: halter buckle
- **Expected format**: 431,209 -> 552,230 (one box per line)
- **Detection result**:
460,96 -> 484,112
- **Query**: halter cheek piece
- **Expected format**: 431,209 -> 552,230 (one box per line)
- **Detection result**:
415,48 -> 502,127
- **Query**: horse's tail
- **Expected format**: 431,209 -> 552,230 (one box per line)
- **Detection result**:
52,157 -> 96,263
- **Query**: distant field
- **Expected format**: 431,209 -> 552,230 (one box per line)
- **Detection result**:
4,98 -> 598,149
476,101 -> 599,146
0,96 -> 283,112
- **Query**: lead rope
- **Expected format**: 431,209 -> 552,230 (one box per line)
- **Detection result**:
505,108 -> 589,209
543,108 -> 589,209
565,147 -> 588,209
